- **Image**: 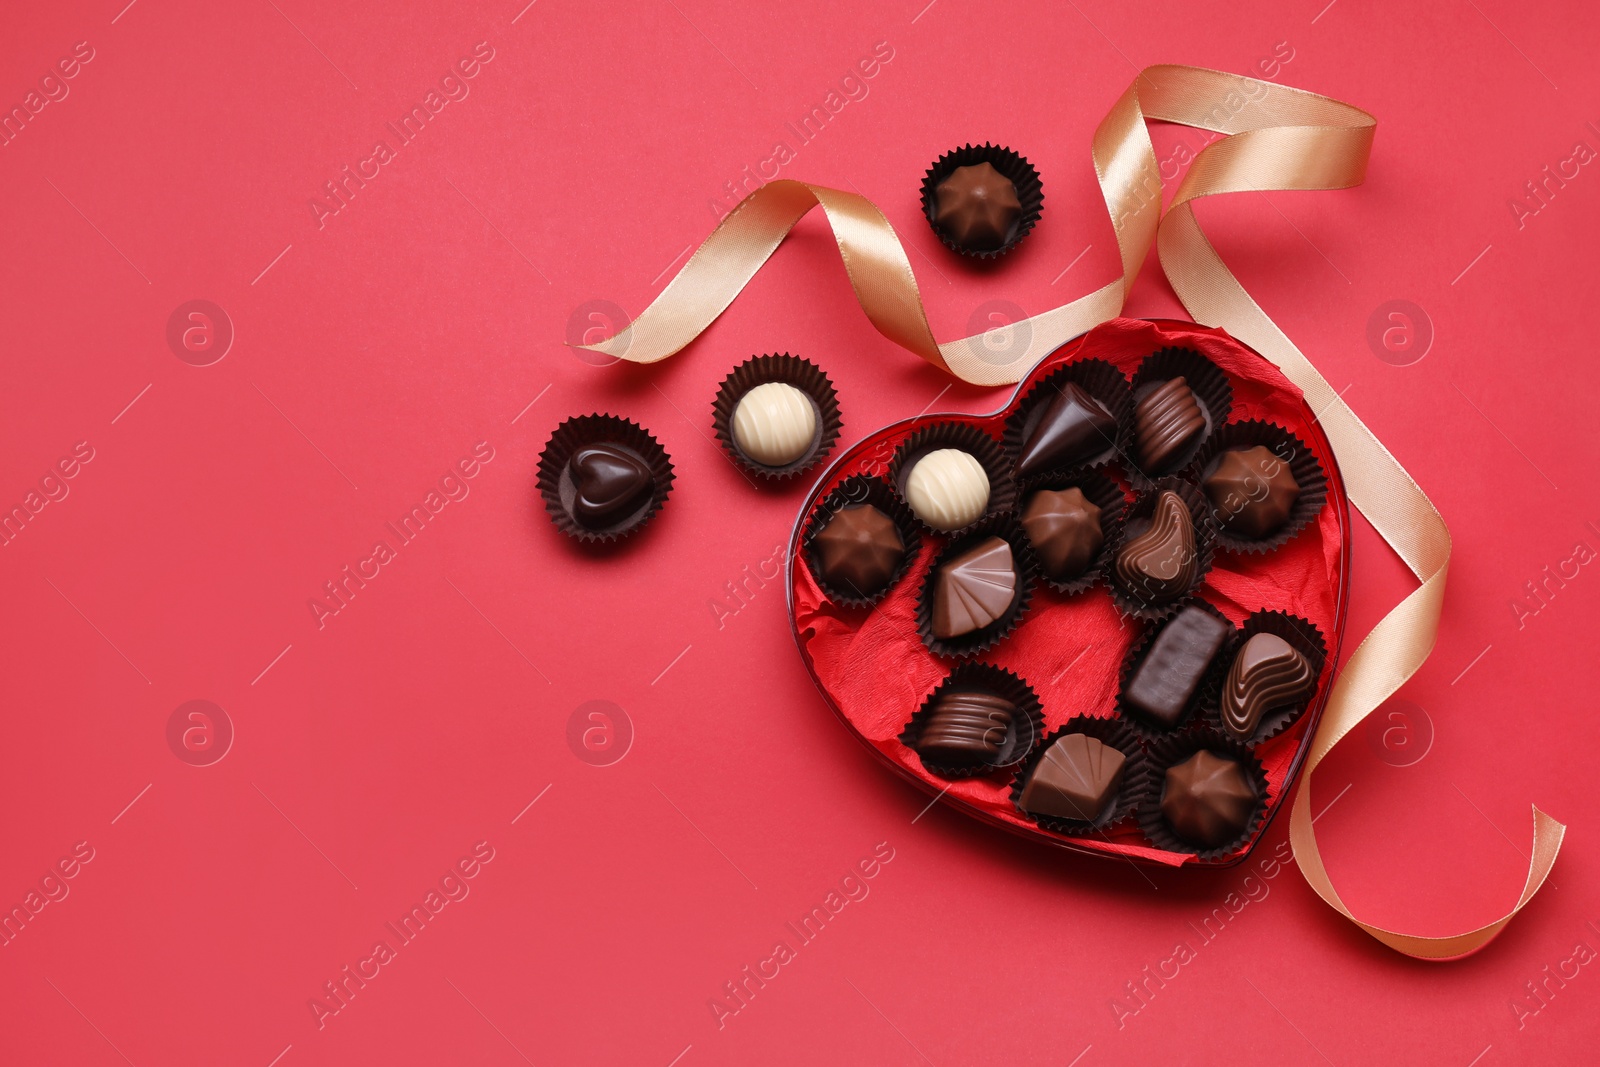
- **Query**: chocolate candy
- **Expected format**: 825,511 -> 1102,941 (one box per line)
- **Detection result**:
730,382 -> 817,467
932,162 -> 1021,252
1203,445 -> 1301,538
932,536 -> 1017,639
1022,488 -> 1103,580
905,449 -> 990,532
812,505 -> 905,598
1135,377 -> 1206,472
1016,383 -> 1118,478
1220,633 -> 1316,741
569,444 -> 655,528
1160,750 -> 1256,847
1114,490 -> 1196,602
1020,733 -> 1126,822
1124,607 -> 1230,728
916,690 -> 1016,761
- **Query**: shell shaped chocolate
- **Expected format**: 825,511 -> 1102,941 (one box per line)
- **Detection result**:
932,537 -> 1017,638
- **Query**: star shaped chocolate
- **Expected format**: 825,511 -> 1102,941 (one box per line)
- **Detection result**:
1203,445 -> 1301,538
933,162 -> 1022,252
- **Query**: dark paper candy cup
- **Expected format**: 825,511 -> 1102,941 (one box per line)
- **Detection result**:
711,353 -> 842,482
899,663 -> 1045,779
537,414 -> 674,543
920,142 -> 1044,259
1126,347 -> 1234,486
800,475 -> 921,608
1137,730 -> 1268,862
1188,420 -> 1329,554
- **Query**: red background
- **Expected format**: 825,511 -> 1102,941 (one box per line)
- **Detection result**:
1,1 -> 1597,1064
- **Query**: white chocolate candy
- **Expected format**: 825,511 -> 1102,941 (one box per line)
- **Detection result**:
905,448 -> 990,531
732,382 -> 817,467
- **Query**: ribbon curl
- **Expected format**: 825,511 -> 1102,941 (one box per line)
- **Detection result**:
578,65 -> 1563,959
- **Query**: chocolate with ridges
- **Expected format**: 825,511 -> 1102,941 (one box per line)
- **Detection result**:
1220,633 -> 1316,741
1022,487 -> 1103,580
1135,377 -> 1206,473
1019,733 -> 1127,822
1114,490 -> 1195,603
932,536 -> 1017,639
915,691 -> 1016,761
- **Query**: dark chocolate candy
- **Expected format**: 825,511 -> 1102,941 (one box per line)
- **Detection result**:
1114,490 -> 1195,603
1017,383 -> 1118,478
1160,750 -> 1256,847
569,445 -> 655,528
932,536 -> 1017,639
1203,445 -> 1301,538
1022,488 -> 1103,580
1135,377 -> 1206,472
916,691 -> 1016,761
1020,733 -> 1126,822
812,505 -> 906,598
1125,606 -> 1230,728
933,162 -> 1022,252
1220,633 -> 1316,741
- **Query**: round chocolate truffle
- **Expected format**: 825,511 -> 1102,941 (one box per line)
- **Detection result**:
904,449 -> 990,531
731,381 -> 817,468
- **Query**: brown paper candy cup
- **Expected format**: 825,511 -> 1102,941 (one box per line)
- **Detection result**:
1126,347 -> 1234,486
800,475 -> 922,608
915,514 -> 1037,660
711,353 -> 842,482
920,142 -> 1044,259
1188,420 -> 1329,554
1106,476 -> 1217,621
889,421 -> 1016,538
1137,730 -> 1268,861
1017,469 -> 1128,596
537,414 -> 674,543
1009,715 -> 1149,834
1002,357 -> 1134,482
1202,610 -> 1329,745
899,663 -> 1045,779
1114,599 -> 1233,742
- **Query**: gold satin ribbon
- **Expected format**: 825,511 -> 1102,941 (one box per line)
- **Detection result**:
579,65 -> 1564,959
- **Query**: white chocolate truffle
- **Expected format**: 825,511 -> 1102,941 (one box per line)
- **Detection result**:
905,449 -> 990,531
732,382 -> 817,467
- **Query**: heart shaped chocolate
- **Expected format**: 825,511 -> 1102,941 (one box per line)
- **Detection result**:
788,318 -> 1347,867
569,444 -> 654,527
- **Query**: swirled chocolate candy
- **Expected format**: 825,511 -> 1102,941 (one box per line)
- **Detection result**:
731,382 -> 817,467
1220,633 -> 1316,740
905,449 -> 990,531
933,162 -> 1022,252
1135,377 -> 1206,472
1161,751 -> 1256,848
812,505 -> 905,598
1114,490 -> 1196,602
1017,383 -> 1118,478
1203,446 -> 1301,538
932,536 -> 1017,638
569,444 -> 655,529
1022,488 -> 1103,580
1020,733 -> 1126,822
916,691 -> 1015,761
1125,607 -> 1230,728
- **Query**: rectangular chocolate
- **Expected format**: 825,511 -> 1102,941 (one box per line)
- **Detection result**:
1125,607 -> 1230,727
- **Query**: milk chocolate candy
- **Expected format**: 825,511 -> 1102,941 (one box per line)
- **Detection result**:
931,536 -> 1017,639
1220,633 -> 1316,741
1125,607 -> 1230,728
1203,445 -> 1301,538
1135,377 -> 1206,473
915,691 -> 1016,761
811,505 -> 905,599
1160,750 -> 1256,848
1114,490 -> 1196,603
1022,488 -> 1103,580
1019,733 -> 1126,822
933,162 -> 1022,253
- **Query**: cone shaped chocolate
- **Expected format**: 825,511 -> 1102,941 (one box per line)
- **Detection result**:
1017,383 -> 1118,479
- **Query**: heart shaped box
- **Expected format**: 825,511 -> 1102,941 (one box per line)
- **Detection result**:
786,318 -> 1350,867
